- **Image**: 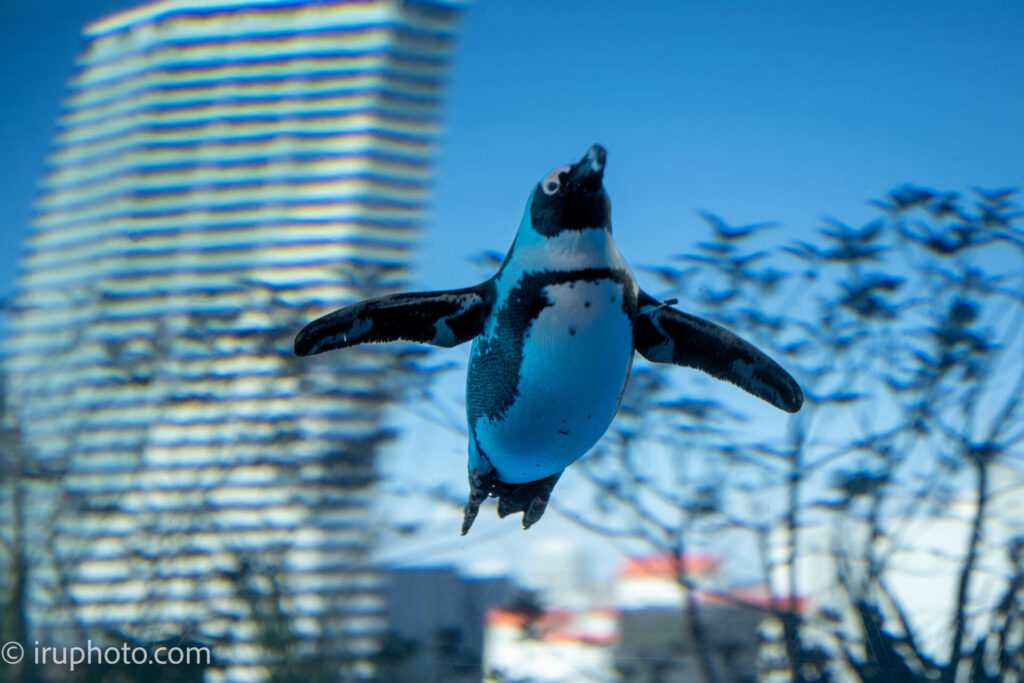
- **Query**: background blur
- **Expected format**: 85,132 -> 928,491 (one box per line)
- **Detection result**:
2,1 -> 1023,681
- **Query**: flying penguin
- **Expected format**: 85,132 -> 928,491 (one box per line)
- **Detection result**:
294,144 -> 803,535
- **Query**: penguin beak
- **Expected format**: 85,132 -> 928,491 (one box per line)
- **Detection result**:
567,144 -> 606,191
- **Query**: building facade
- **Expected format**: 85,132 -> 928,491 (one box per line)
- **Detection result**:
4,0 -> 464,678
381,567 -> 512,683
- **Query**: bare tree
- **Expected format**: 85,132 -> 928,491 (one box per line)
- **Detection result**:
555,187 -> 1024,682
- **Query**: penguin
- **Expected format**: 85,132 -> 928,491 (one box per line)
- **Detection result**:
294,144 -> 803,535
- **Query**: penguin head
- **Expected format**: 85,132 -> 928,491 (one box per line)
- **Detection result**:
526,144 -> 610,237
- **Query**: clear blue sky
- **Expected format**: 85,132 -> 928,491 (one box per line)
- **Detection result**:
2,0 -> 1023,302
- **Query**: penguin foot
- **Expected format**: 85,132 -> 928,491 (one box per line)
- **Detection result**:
461,466 -> 492,535
461,465 -> 562,535
493,473 -> 562,529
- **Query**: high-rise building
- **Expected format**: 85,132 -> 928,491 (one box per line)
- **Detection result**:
4,0 -> 464,678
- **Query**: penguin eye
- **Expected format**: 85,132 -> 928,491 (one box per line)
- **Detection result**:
541,165 -> 571,196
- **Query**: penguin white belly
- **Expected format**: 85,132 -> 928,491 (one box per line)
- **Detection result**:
475,278 -> 633,483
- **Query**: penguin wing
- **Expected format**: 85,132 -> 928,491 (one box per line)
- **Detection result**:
295,282 -> 494,356
633,290 -> 803,413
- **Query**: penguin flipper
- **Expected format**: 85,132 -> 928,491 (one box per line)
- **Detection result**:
295,282 -> 494,356
633,290 -> 803,413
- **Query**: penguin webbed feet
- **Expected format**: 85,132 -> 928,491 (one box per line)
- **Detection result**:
461,467 -> 562,535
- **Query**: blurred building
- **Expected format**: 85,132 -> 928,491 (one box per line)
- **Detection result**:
380,566 -> 512,683
615,553 -> 721,609
3,0 -> 464,679
478,552 -> 803,683
615,603 -> 762,683
483,604 -> 618,683
614,555 -> 809,683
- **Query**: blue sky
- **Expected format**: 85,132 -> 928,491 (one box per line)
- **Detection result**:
2,0 -> 1023,576
423,0 -> 1024,292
